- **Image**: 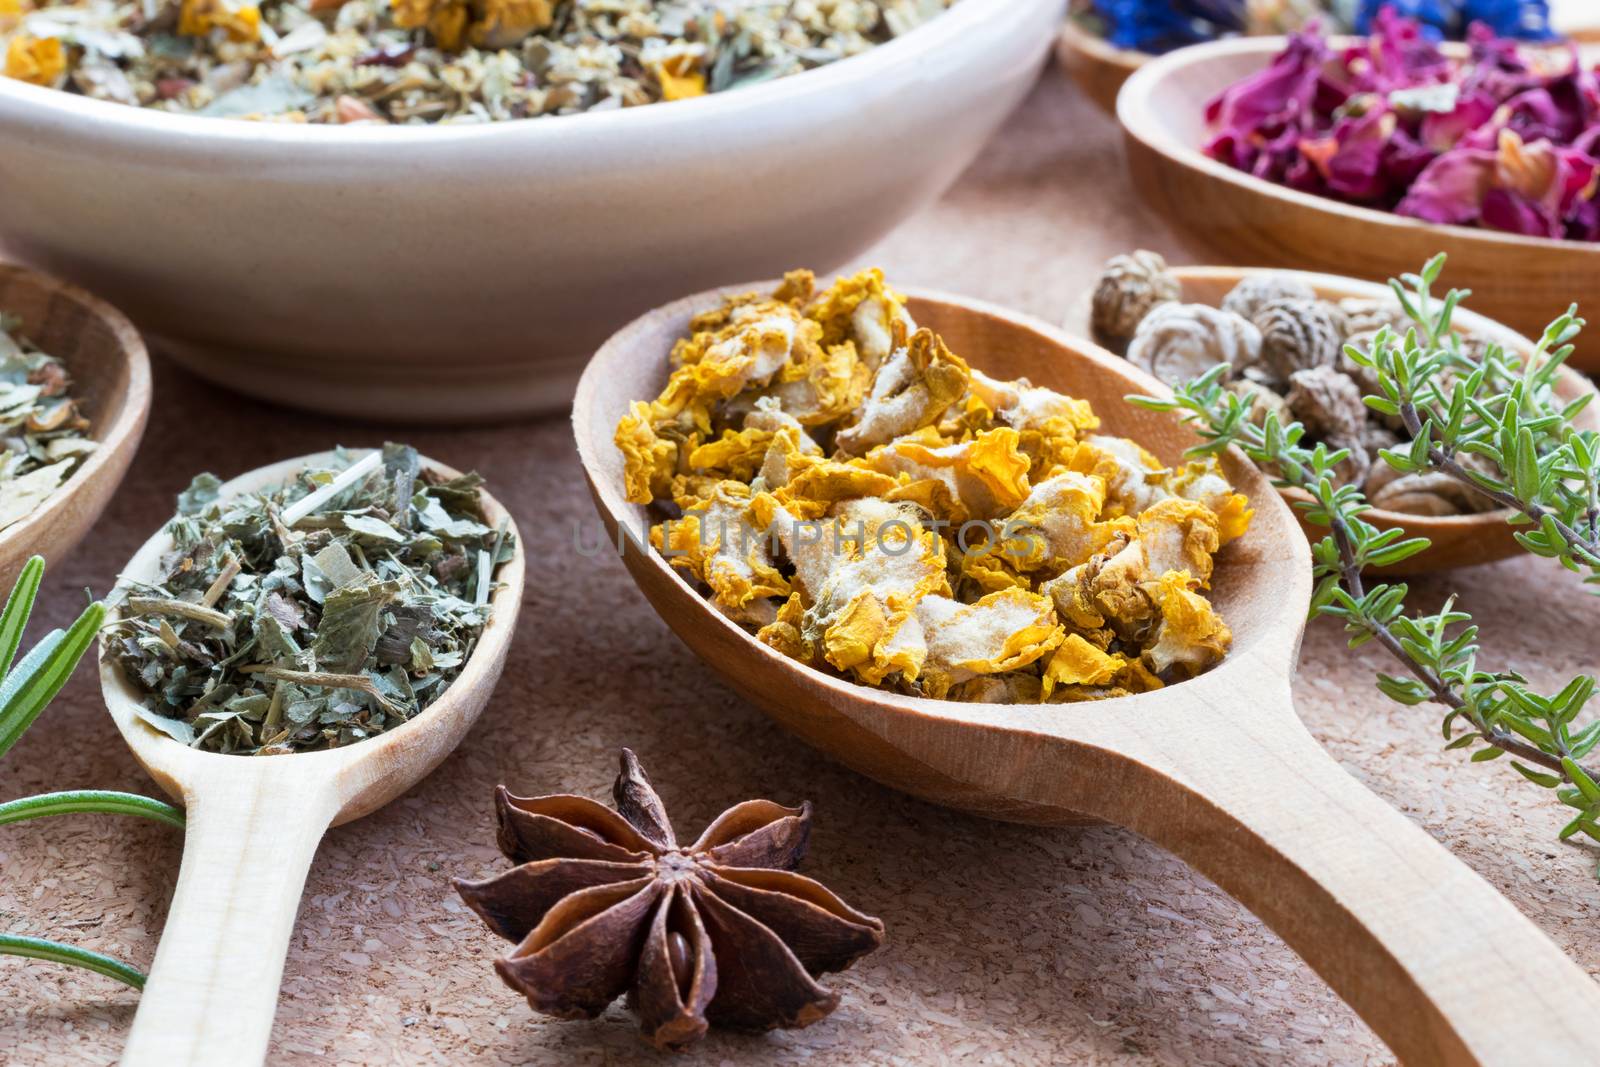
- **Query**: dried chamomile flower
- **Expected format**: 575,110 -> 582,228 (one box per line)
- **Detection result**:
654,482 -> 788,627
804,266 -> 916,371
1003,471 -> 1128,572
0,313 -> 95,534
1220,273 -> 1318,322
616,268 -> 1252,705
1089,250 -> 1181,350
1126,303 -> 1262,387
1249,298 -> 1347,385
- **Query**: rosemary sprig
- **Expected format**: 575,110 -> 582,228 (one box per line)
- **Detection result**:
1131,257 -> 1600,861
0,790 -> 187,829
0,934 -> 145,990
0,556 -> 184,989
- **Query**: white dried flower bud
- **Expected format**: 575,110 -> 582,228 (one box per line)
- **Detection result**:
1370,472 -> 1469,516
1221,273 -> 1317,322
1090,250 -> 1181,350
1286,365 -> 1364,442
1337,297 -> 1411,339
1250,298 -> 1347,385
1226,379 -> 1291,430
1125,303 -> 1261,387
1286,365 -> 1369,487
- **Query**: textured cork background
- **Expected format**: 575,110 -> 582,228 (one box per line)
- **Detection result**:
4,65 -> 1600,1067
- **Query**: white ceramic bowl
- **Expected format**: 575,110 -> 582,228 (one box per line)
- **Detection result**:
0,0 -> 1064,421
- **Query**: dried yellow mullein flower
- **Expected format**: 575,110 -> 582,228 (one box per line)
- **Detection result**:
391,0 -> 469,51
653,54 -> 705,101
178,0 -> 262,41
4,33 -> 62,85
616,269 -> 1253,704
469,0 -> 552,50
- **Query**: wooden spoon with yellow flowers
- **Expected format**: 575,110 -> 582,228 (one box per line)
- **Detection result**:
571,269 -> 1600,1063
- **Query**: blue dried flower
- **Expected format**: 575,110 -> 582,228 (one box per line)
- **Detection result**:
1091,0 -> 1245,53
1351,0 -> 1555,39
1459,0 -> 1556,39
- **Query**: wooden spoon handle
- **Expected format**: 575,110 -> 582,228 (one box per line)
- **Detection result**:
1053,689 -> 1600,1065
121,769 -> 341,1067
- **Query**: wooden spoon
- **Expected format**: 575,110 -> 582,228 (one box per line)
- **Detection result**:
1064,264 -> 1600,574
573,287 -> 1600,1064
1118,36 -> 1600,367
0,263 -> 150,591
97,450 -> 526,1067
1055,17 -> 1146,116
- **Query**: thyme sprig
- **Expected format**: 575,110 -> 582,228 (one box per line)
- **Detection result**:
1131,256 -> 1600,859
0,556 -> 184,990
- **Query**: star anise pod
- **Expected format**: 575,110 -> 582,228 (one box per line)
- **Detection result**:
454,749 -> 886,1050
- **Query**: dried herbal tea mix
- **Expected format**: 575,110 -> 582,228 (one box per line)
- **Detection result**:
0,0 -> 955,125
104,444 -> 514,754
0,313 -> 95,534
616,269 -> 1253,704
1091,249 -> 1510,516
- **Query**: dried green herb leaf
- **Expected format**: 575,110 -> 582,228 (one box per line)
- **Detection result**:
105,445 -> 513,755
0,317 -> 94,534
312,574 -> 401,675
177,474 -> 222,516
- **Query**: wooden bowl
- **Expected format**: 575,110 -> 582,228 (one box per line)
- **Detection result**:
0,263 -> 150,591
99,449 -> 525,1066
1065,265 -> 1600,574
573,285 -> 1600,1063
1118,36 -> 1600,367
1055,17 -> 1147,116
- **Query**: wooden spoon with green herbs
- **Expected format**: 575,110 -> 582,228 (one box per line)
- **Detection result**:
97,448 -> 525,1067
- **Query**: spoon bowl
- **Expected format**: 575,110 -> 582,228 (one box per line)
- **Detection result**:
98,449 -> 525,1067
0,263 -> 150,590
1064,265 -> 1600,574
574,285 -> 1600,1064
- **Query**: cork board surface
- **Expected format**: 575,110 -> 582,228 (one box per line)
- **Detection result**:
4,67 -> 1599,1067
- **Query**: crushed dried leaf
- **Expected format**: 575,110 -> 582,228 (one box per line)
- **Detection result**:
103,444 -> 516,754
0,312 -> 95,534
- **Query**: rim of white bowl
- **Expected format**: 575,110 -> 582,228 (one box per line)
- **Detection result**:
1117,34 -> 1600,258
0,0 -> 1034,143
